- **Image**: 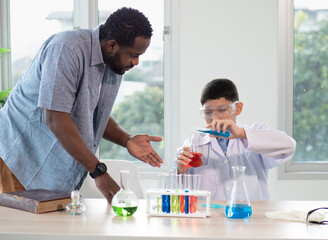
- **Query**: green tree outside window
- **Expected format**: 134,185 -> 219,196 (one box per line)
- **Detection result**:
293,10 -> 328,162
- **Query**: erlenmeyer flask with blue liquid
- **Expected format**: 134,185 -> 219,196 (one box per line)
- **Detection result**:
225,166 -> 252,219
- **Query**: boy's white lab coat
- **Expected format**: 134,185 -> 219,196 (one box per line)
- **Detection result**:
179,122 -> 296,200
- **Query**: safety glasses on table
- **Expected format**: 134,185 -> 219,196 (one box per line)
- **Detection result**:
306,207 -> 328,225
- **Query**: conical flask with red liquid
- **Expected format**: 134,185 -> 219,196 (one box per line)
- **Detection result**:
186,132 -> 202,168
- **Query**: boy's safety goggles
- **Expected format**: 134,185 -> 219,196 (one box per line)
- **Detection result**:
200,101 -> 239,120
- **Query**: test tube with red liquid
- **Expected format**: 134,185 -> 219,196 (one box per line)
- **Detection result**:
189,174 -> 201,213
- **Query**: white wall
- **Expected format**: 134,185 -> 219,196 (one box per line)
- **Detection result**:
175,0 -> 328,201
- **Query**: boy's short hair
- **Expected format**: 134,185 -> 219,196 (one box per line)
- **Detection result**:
200,78 -> 239,105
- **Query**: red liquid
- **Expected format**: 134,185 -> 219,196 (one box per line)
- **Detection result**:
189,196 -> 198,213
187,152 -> 203,168
180,195 -> 185,213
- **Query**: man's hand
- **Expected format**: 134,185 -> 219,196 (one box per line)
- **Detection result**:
94,173 -> 120,204
126,135 -> 163,167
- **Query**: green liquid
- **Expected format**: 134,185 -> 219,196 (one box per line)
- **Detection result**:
112,206 -> 138,216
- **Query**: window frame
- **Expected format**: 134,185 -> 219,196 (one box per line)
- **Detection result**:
278,0 -> 328,180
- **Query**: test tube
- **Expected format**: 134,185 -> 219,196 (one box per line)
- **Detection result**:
170,174 -> 178,213
184,174 -> 192,214
160,173 -> 167,213
175,173 -> 181,213
156,173 -> 163,213
162,173 -> 171,213
189,174 -> 201,213
178,174 -> 185,213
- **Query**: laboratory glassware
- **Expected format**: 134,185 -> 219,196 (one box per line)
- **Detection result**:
112,170 -> 138,216
65,190 -> 86,215
185,132 -> 203,168
156,173 -> 163,213
170,173 -> 180,213
161,173 -> 171,213
189,174 -> 201,213
225,166 -> 252,219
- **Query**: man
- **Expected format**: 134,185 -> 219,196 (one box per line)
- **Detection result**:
0,7 -> 163,203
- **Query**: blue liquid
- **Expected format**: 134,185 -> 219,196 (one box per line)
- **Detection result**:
225,204 -> 252,219
185,190 -> 189,214
162,195 -> 170,213
197,129 -> 230,138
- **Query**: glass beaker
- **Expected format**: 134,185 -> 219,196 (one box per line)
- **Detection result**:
185,132 -> 203,168
112,170 -> 138,216
225,166 -> 252,219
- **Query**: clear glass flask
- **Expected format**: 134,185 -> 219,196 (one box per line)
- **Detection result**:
111,170 -> 138,216
65,190 -> 86,215
225,166 -> 252,219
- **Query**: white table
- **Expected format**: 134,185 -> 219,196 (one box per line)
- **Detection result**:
0,199 -> 327,240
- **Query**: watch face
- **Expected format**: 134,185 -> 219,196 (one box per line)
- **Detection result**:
97,163 -> 107,173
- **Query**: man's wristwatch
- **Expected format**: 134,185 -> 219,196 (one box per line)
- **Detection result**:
89,162 -> 107,178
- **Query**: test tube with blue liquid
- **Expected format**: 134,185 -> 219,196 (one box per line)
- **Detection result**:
161,173 -> 171,213
184,174 -> 191,214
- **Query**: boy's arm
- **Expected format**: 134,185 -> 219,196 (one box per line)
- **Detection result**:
242,122 -> 296,164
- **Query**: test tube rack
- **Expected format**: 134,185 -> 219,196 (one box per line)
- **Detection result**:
146,189 -> 211,218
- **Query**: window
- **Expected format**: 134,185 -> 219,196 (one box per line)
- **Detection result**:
10,0 -> 74,87
279,0 -> 328,178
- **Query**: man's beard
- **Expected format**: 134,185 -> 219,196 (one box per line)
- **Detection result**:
107,53 -> 133,75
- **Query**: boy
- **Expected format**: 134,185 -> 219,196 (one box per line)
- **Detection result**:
176,78 -> 296,200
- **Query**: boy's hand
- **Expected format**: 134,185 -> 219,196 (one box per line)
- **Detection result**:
206,118 -> 246,139
176,146 -> 193,174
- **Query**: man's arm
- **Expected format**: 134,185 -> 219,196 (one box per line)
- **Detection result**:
103,116 -> 163,167
44,109 -> 120,203
103,116 -> 133,148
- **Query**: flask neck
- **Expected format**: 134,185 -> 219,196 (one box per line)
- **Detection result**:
120,170 -> 130,190
232,166 -> 246,182
71,190 -> 81,204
